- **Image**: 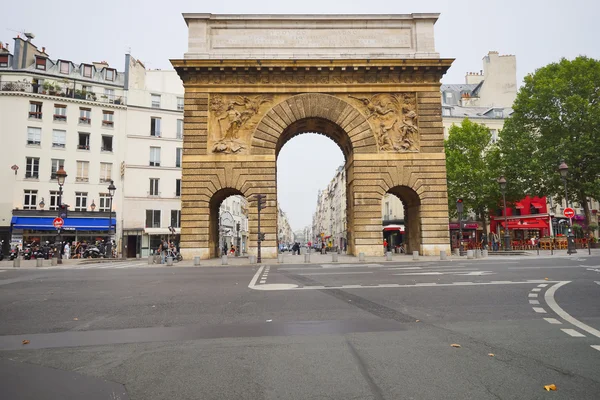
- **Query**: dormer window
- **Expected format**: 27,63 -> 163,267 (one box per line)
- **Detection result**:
59,60 -> 70,74
0,55 -> 8,67
82,64 -> 93,78
35,56 -> 46,71
494,109 -> 503,118
105,68 -> 115,81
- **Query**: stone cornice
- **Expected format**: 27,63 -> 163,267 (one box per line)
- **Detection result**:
0,91 -> 127,109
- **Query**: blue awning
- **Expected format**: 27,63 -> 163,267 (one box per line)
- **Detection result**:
10,216 -> 116,231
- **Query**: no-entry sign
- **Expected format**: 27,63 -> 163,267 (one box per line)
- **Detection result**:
53,217 -> 64,229
563,207 -> 575,218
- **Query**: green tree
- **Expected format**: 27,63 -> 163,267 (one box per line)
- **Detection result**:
445,118 -> 502,234
498,56 -> 600,234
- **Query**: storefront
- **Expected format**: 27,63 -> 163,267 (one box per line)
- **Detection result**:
10,210 -> 116,250
383,224 -> 404,251
141,227 -> 181,257
449,222 -> 480,250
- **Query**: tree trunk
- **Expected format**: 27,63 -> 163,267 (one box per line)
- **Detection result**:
579,192 -> 592,236
478,209 -> 488,237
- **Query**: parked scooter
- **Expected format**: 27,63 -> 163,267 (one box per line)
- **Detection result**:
0,240 -> 4,261
82,243 -> 101,259
9,247 -> 19,260
23,246 -> 32,260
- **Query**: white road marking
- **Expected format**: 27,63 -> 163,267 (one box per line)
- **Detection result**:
320,264 -> 384,268
529,300 -> 540,305
528,293 -> 538,298
531,288 -> 541,292
456,271 -> 495,276
393,270 -> 492,276
591,345 -> 600,351
545,281 -> 600,339
490,281 -> 513,284
532,307 -> 547,314
394,272 -> 443,276
543,318 -> 562,324
537,284 -> 548,288
248,265 -> 265,289
561,329 -> 586,337
249,280 -> 560,291
294,271 -> 374,276
596,281 -> 600,286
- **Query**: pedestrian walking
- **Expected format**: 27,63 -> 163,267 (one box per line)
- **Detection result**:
383,239 -> 388,252
481,233 -> 488,250
230,244 -> 236,256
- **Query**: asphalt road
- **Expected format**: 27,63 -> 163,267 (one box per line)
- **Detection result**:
0,255 -> 599,399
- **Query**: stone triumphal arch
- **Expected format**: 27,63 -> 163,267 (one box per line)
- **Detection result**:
172,13 -> 453,260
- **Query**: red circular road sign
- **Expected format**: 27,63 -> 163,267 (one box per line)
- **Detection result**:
563,207 -> 575,218
53,217 -> 64,229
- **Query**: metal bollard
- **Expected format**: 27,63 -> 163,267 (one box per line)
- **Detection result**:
412,251 -> 419,260
249,255 -> 257,264
278,254 -> 284,264
148,255 -> 153,265
332,253 -> 339,262
13,257 -> 20,268
386,251 -> 392,261
359,252 -> 365,262
167,257 -> 173,266
51,257 -> 57,266
467,250 -> 474,259
36,258 -> 43,268
482,250 -> 488,258
221,255 -> 228,265
136,253 -> 141,259
304,253 -> 311,263
474,249 -> 480,259
194,256 -> 200,266
454,248 -> 460,257
440,250 -> 447,260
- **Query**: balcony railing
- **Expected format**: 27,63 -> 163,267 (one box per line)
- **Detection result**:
0,79 -> 126,105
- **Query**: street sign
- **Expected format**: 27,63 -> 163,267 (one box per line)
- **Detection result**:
53,217 -> 64,229
563,207 -> 575,218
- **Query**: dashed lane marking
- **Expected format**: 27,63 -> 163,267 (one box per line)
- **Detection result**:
537,284 -> 548,288
543,318 -> 562,324
545,281 -> 600,339
561,329 -> 586,337
531,288 -> 541,292
528,293 -> 538,298
529,300 -> 540,305
532,307 -> 547,314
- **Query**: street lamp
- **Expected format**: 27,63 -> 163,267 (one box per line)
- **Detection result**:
497,176 -> 511,251
90,200 -> 96,212
107,180 -> 116,258
558,161 -> 576,254
38,198 -> 45,209
55,166 -> 67,264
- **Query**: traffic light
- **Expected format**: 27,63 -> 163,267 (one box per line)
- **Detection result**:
58,204 -> 68,219
236,222 -> 240,232
255,194 -> 267,210
456,198 -> 464,214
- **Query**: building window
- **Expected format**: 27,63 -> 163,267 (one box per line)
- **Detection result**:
49,190 -> 60,210
78,132 -> 90,150
177,97 -> 184,111
145,210 -> 161,228
29,102 -> 42,119
82,64 -> 93,78
442,107 -> 451,117
25,157 -> 40,179
23,190 -> 38,210
102,110 -> 114,127
75,192 -> 88,211
171,210 -> 181,228
54,104 -> 66,121
101,135 -> 113,152
176,119 -> 183,139
151,94 -> 161,108
99,193 -> 111,212
76,161 -> 89,182
494,109 -> 503,118
35,57 -> 46,70
175,179 -> 181,197
100,163 -> 112,183
149,178 -> 159,196
105,68 -> 115,81
79,108 -> 91,124
149,147 -> 161,166
176,148 -> 182,168
490,129 -> 498,143
52,129 -> 66,148
59,61 -> 70,74
50,159 -> 64,180
150,117 -> 161,136
0,55 -> 8,67
27,127 -> 41,145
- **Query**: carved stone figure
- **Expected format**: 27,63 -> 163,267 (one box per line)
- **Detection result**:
349,93 -> 419,152
210,94 -> 273,153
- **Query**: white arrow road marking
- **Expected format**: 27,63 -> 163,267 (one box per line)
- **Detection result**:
596,281 -> 600,286
545,281 -> 600,339
561,329 -> 586,337
591,345 -> 600,352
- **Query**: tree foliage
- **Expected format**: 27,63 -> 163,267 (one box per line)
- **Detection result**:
445,118 -> 502,231
497,56 -> 600,231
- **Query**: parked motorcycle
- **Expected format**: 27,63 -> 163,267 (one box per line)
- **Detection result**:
23,246 -> 32,260
83,243 -> 101,259
9,248 -> 19,260
0,240 -> 4,261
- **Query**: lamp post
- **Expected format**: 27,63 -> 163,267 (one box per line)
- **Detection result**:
55,166 -> 67,264
90,200 -> 96,212
497,176 -> 511,251
38,198 -> 45,210
456,198 -> 464,256
107,180 -> 116,258
559,161 -> 577,255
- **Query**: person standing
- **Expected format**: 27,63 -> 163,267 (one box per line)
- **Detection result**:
64,242 -> 70,259
383,238 -> 388,252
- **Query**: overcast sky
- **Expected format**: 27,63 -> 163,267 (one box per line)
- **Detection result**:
4,0 -> 599,231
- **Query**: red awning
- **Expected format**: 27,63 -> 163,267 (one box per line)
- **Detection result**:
531,202 -> 543,209
500,220 -> 549,230
515,202 -> 525,209
383,224 -> 405,232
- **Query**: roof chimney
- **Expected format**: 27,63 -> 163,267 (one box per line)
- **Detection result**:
42,47 -> 45,53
